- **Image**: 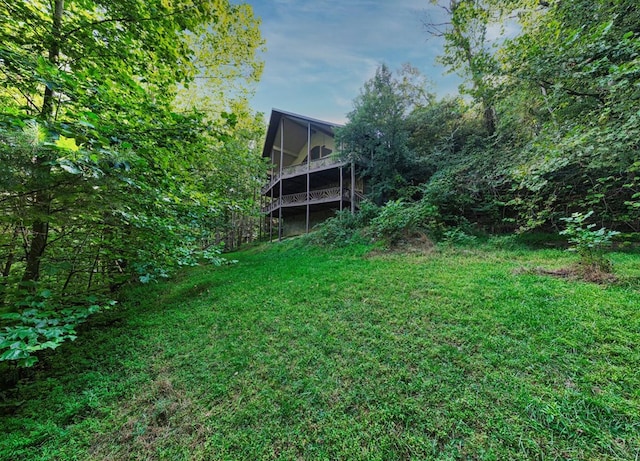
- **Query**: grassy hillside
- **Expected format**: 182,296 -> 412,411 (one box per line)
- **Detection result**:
1,240 -> 639,460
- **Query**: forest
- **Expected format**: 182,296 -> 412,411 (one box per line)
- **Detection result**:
1,0 -> 266,365
1,0 -> 639,364
336,0 -> 640,237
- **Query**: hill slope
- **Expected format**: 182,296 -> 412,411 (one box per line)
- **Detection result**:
1,241 -> 639,460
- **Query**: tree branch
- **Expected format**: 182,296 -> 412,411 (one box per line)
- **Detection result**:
1,69 -> 44,113
539,79 -> 606,104
61,4 -> 200,41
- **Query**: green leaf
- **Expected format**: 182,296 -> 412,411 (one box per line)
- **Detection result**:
55,135 -> 80,151
18,356 -> 39,367
16,329 -> 36,340
38,341 -> 61,350
57,159 -> 82,174
0,348 -> 29,361
0,313 -> 22,321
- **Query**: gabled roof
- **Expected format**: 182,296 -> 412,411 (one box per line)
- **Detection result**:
262,109 -> 343,158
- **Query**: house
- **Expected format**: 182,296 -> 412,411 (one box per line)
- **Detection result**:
261,109 -> 364,239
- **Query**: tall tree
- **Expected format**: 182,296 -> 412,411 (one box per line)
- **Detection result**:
499,0 -> 640,229
337,64 -> 430,205
426,0 -> 505,135
1,0 -> 265,366
415,0 -> 640,232
0,0 -> 264,291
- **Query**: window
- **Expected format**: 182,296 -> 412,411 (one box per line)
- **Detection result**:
310,145 -> 332,160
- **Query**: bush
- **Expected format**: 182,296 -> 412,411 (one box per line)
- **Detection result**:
0,290 -> 116,367
307,202 -> 380,248
441,228 -> 478,246
369,199 -> 441,246
309,199 -> 443,248
560,211 -> 619,272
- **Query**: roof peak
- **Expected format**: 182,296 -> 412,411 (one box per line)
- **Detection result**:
270,108 -> 344,128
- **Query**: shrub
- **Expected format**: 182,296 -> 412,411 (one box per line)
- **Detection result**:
369,199 -> 441,246
560,211 -> 619,272
307,202 -> 380,248
0,290 -> 116,367
441,228 -> 478,246
309,199 -> 443,248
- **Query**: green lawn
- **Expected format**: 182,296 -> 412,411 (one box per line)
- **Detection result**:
1,241 -> 639,460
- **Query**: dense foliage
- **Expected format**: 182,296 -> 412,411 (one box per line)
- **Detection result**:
0,0 -> 265,365
336,64 -> 432,205
309,200 -> 442,249
337,0 -> 640,241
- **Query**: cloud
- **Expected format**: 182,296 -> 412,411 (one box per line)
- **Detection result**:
249,0 -> 462,123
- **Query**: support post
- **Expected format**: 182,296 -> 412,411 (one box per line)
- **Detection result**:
269,172 -> 273,241
269,208 -> 273,242
306,121 -> 311,233
351,160 -> 356,213
278,118 -> 284,240
339,165 -> 343,212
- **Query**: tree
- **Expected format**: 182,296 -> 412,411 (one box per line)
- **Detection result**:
337,64 -> 431,205
0,0 -> 264,365
499,0 -> 640,230
415,0 -> 640,232
426,0 -> 505,135
407,97 -> 482,172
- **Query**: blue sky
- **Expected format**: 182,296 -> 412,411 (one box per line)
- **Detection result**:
248,0 -> 464,124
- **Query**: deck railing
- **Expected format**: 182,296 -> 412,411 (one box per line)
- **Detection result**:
261,157 -> 347,194
262,187 -> 364,214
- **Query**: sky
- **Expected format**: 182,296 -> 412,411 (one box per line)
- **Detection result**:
247,0 -> 464,124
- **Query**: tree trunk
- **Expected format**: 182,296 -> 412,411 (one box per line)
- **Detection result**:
1,226 -> 19,306
21,0 -> 64,285
451,0 -> 496,136
2,226 -> 18,279
41,0 -> 64,119
21,216 -> 49,283
483,102 -> 496,136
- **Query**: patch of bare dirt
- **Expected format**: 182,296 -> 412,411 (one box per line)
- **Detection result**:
515,264 -> 618,284
367,231 -> 436,258
89,375 -> 210,460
